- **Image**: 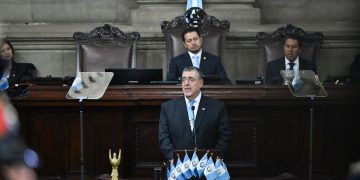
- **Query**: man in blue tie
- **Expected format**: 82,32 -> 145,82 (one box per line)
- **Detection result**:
159,66 -> 231,161
166,28 -> 231,84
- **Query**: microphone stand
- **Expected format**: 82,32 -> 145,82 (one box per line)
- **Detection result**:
79,97 -> 87,180
308,96 -> 315,180
65,72 -> 114,180
191,106 -> 197,149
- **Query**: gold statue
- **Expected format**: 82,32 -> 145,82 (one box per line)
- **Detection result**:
109,149 -> 121,180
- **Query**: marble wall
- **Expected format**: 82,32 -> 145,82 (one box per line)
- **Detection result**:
0,0 -> 359,83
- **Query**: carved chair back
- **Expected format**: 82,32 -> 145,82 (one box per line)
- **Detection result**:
161,14 -> 230,73
73,24 -> 140,72
256,24 -> 324,77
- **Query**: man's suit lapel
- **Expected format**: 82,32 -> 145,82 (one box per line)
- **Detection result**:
275,59 -> 285,75
183,53 -> 194,67
194,95 -> 207,132
199,51 -> 213,74
177,98 -> 192,132
199,51 -> 207,67
299,58 -> 307,70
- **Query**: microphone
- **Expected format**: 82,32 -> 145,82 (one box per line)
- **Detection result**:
191,105 -> 197,149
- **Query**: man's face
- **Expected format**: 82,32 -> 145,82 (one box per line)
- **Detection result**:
283,38 -> 301,62
1,43 -> 14,61
183,31 -> 202,53
182,70 -> 203,99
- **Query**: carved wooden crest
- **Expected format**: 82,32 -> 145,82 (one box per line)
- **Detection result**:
73,24 -> 140,42
256,24 -> 324,45
161,14 -> 230,33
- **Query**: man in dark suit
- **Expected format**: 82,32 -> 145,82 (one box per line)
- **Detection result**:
167,28 -> 231,84
265,34 -> 317,85
159,66 -> 231,160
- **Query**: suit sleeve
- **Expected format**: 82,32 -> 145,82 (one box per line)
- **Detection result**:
167,58 -> 179,81
265,61 -> 282,85
215,103 -> 231,159
159,103 -> 175,160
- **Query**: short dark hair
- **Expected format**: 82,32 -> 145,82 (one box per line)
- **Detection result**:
284,34 -> 303,48
182,66 -> 203,80
181,28 -> 201,42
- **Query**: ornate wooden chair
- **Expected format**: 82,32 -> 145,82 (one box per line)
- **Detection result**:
73,24 -> 140,72
161,10 -> 230,74
256,24 -> 324,81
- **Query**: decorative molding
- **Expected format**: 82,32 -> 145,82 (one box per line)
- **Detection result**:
206,15 -> 230,32
161,14 -> 230,32
73,24 -> 140,42
256,24 -> 324,45
137,0 -> 255,5
160,16 -> 186,31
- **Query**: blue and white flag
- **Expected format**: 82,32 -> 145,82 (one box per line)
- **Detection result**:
168,162 -> 176,180
167,163 -> 170,179
0,75 -> 9,91
221,160 -> 231,179
186,0 -> 203,10
204,156 -> 217,180
175,156 -> 185,180
181,151 -> 192,179
196,151 -> 208,177
215,158 -> 230,180
190,151 -> 199,177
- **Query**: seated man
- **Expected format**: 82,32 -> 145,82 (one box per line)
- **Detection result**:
166,28 -> 231,84
265,34 -> 317,85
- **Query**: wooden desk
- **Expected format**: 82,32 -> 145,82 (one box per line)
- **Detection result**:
11,85 -> 360,179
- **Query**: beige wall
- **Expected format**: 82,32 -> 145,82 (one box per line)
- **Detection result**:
0,0 -> 359,83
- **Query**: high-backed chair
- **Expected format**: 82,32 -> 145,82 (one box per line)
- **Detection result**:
161,13 -> 230,72
256,24 -> 324,80
73,24 -> 140,72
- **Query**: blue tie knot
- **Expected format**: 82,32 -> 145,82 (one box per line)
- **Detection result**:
189,99 -> 196,108
192,55 -> 200,68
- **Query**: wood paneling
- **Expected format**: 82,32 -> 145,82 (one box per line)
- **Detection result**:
11,85 -> 360,179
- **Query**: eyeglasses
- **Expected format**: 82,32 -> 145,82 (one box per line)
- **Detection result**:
181,77 -> 199,84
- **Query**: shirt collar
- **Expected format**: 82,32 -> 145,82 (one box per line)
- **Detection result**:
285,56 -> 299,65
188,50 -> 202,59
185,91 -> 202,105
285,56 -> 300,70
